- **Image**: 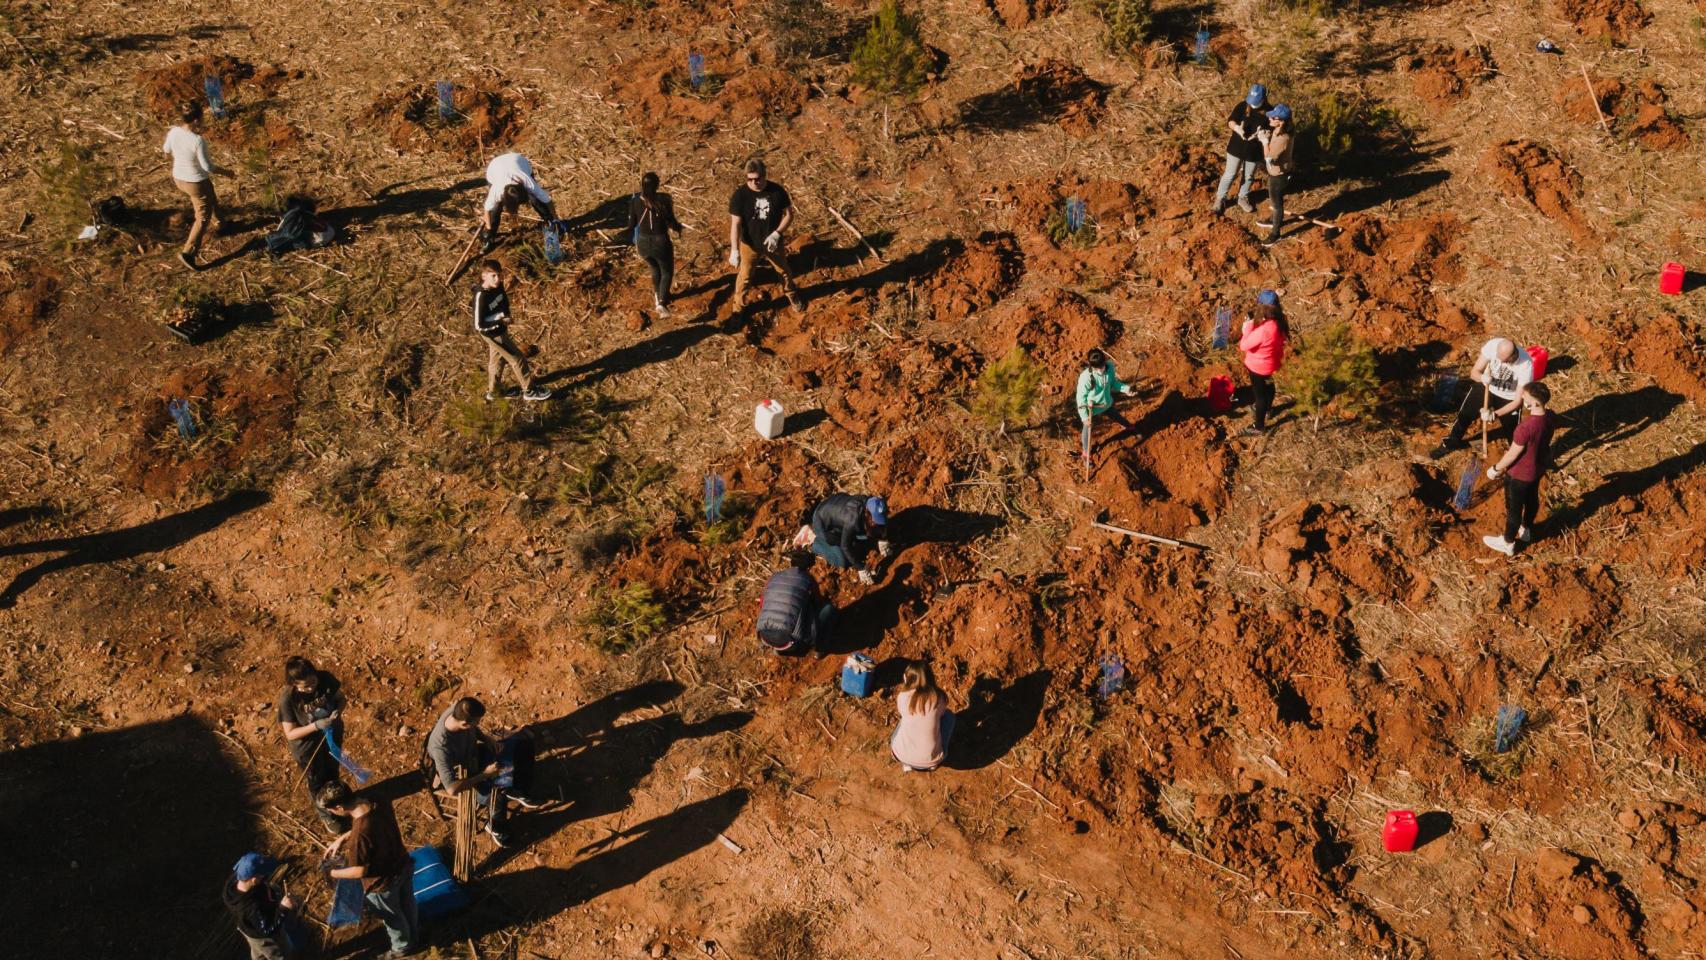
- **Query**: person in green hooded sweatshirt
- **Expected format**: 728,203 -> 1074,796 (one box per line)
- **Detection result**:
1076,348 -> 1137,437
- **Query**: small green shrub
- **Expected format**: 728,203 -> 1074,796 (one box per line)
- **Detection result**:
702,493 -> 756,546
1297,90 -> 1405,175
38,140 -> 113,247
972,346 -> 1044,432
579,583 -> 667,653
1279,322 -> 1379,421
1093,0 -> 1153,54
1044,205 -> 1097,249
851,0 -> 931,99
448,378 -> 515,443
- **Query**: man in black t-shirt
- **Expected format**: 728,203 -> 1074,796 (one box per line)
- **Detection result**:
277,656 -> 349,832
1211,83 -> 1270,214
728,158 -> 803,315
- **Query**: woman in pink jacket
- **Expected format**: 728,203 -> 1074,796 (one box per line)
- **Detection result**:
1238,289 -> 1288,436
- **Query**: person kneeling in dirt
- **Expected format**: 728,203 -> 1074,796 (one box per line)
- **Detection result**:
265,195 -> 339,258
224,852 -> 300,960
278,655 -> 350,833
427,696 -> 546,849
892,660 -> 954,773
1482,381 -> 1557,557
1210,84 -> 1270,215
795,493 -> 891,585
1429,337 -> 1533,459
473,260 -> 552,403
1076,348 -> 1137,440
481,151 -> 560,254
756,555 -> 834,655
728,158 -> 804,316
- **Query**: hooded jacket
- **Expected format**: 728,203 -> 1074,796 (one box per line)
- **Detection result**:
812,493 -> 877,564
222,875 -> 287,941
756,567 -> 822,650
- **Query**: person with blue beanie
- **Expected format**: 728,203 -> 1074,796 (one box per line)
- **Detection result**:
1210,84 -> 1270,214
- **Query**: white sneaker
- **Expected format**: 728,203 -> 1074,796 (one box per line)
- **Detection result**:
1481,535 -> 1515,556
1516,526 -> 1532,542
655,299 -> 670,318
1237,197 -> 1255,213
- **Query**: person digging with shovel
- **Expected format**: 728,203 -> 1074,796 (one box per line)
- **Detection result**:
1482,381 -> 1556,556
794,493 -> 890,585
473,260 -> 552,403
1076,348 -> 1138,477
1430,337 -> 1533,459
480,151 -> 561,255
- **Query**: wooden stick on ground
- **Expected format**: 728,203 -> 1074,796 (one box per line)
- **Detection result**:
444,229 -> 482,287
824,203 -> 887,264
1580,66 -> 1612,135
1092,521 -> 1209,551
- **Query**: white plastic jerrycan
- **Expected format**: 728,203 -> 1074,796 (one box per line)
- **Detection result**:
754,399 -> 786,439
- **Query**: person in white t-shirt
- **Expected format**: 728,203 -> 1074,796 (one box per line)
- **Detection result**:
1430,337 -> 1534,458
161,104 -> 233,270
481,152 -> 559,254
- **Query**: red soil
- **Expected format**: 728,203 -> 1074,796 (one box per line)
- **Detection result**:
1480,140 -> 1593,243
1406,45 -> 1495,107
121,366 -> 298,499
373,75 -> 529,160
985,0 -> 1066,28
1556,0 -> 1651,47
0,266 -> 58,356
1556,74 -> 1689,150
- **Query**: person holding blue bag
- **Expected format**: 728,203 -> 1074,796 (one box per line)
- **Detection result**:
628,172 -> 684,318
278,656 -> 351,833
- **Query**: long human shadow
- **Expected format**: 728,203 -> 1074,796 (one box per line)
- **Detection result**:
1546,440 -> 1706,536
889,506 -> 1002,545
325,175 -> 485,230
0,504 -> 55,532
794,236 -> 961,305
1550,385 -> 1683,466
945,669 -> 1052,770
536,322 -> 724,389
0,714 -> 261,958
0,490 -> 268,608
433,789 -> 748,943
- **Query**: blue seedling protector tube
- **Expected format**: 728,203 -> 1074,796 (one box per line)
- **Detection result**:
1431,373 -> 1460,413
436,80 -> 455,121
542,222 -> 564,264
1194,28 -> 1211,64
167,398 -> 197,440
324,727 -> 372,785
689,52 -> 706,88
1065,197 -> 1086,233
704,473 -> 726,524
1211,306 -> 1232,350
1453,455 -> 1480,511
1494,705 -> 1526,753
1097,656 -> 1127,699
204,74 -> 227,119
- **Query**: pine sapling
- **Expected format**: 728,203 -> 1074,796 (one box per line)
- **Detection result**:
851,0 -> 931,139
1278,321 -> 1379,430
972,346 -> 1044,434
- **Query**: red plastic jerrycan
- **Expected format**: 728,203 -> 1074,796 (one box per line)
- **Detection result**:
1527,345 -> 1549,380
1659,262 -> 1685,296
1207,375 -> 1234,413
1383,810 -> 1419,852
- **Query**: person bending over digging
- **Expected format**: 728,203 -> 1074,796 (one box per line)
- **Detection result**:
480,151 -> 560,254
629,171 -> 685,318
223,852 -> 299,960
728,158 -> 804,316
1210,83 -> 1270,215
1254,104 -> 1294,247
473,261 -> 551,403
320,784 -> 422,958
794,493 -> 891,585
1482,381 -> 1556,557
162,102 -> 235,271
1238,290 -> 1289,437
1076,348 -> 1138,440
1429,337 -> 1534,459
426,696 -> 545,850
891,660 -> 954,773
278,655 -> 349,832
755,554 -> 834,656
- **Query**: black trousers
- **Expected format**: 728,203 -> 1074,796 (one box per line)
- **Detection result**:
1447,387 -> 1519,445
476,734 -> 536,828
1503,476 -> 1541,543
1249,372 -> 1274,429
635,233 -> 674,306
1266,173 -> 1289,241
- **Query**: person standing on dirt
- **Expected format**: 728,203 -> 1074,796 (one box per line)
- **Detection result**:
162,103 -> 234,271
1482,382 -> 1557,557
891,661 -> 954,772
1429,337 -> 1534,459
1254,104 -> 1294,247
1238,290 -> 1289,436
481,151 -> 559,254
728,158 -> 804,315
795,493 -> 890,585
320,784 -> 422,958
474,260 -> 552,403
756,555 -> 834,655
278,656 -> 349,833
223,852 -> 299,960
1210,84 -> 1270,215
629,171 -> 684,318
1076,348 -> 1138,437
427,696 -> 545,850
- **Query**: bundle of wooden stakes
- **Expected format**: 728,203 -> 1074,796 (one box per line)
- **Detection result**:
454,771 -> 476,882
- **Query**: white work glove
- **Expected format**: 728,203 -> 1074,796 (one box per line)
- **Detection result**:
1479,408 -> 1495,423
1119,385 -> 1134,396
857,569 -> 875,585
728,247 -> 740,267
764,231 -> 781,253
877,539 -> 893,559
791,525 -> 815,549
1486,466 -> 1501,480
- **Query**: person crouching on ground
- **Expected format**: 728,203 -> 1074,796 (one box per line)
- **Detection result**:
1238,290 -> 1288,437
473,260 -> 551,403
1210,84 -> 1270,215
630,171 -> 684,318
794,493 -> 891,585
755,554 -> 834,655
480,151 -> 559,254
892,661 -> 954,773
1430,337 -> 1534,459
1483,381 -> 1556,557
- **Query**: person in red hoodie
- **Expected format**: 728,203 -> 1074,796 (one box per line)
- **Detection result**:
1238,289 -> 1288,436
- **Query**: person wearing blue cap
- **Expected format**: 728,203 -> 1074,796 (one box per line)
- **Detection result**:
223,852 -> 298,959
796,493 -> 891,585
1255,104 -> 1295,246
1238,290 -> 1289,435
1210,84 -> 1270,214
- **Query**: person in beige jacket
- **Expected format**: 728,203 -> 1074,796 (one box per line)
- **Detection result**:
161,103 -> 233,270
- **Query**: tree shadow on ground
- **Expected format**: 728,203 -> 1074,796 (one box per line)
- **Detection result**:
946,669 -> 1052,770
0,715 -> 260,959
1546,440 -> 1706,536
326,176 -> 486,230
955,73 -> 1111,136
0,489 -> 268,608
890,506 -> 1002,545
1551,385 -> 1683,466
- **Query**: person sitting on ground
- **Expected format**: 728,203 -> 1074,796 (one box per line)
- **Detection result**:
473,260 -> 552,403
278,655 -> 349,832
728,158 -> 804,316
223,852 -> 298,960
1430,337 -> 1534,459
426,696 -> 544,849
795,493 -> 891,585
320,783 -> 422,958
891,661 -> 954,773
1238,290 -> 1289,437
162,102 -> 234,271
629,171 -> 685,319
481,151 -> 560,254
1254,104 -> 1294,247
1076,348 -> 1137,438
265,195 -> 339,257
756,554 -> 834,656
1483,382 -> 1557,557
1210,84 -> 1270,215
